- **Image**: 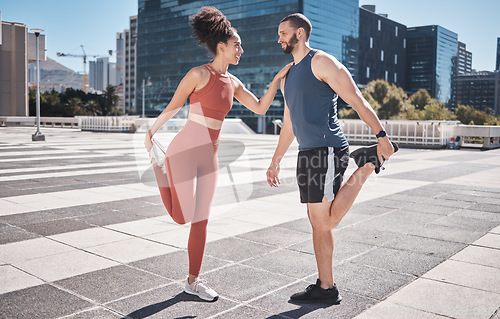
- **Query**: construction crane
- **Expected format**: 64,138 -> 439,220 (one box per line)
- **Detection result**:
57,45 -> 109,93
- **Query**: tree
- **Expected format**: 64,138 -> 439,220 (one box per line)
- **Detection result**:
455,104 -> 499,125
368,80 -> 389,106
103,85 -> 120,115
362,80 -> 408,119
378,94 -> 402,119
28,86 -> 121,117
409,89 -> 431,110
423,100 -> 456,121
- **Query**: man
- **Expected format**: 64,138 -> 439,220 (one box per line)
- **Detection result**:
266,13 -> 397,304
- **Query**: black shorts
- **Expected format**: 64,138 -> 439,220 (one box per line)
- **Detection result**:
296,146 -> 349,203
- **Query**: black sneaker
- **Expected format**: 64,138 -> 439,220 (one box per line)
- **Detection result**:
290,279 -> 342,304
349,142 -> 399,174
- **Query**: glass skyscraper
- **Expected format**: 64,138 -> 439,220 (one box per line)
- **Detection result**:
358,5 -> 406,88
496,37 -> 500,71
406,25 -> 458,106
137,0 -> 359,133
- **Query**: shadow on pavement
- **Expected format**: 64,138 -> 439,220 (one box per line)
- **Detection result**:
266,301 -> 336,318
123,292 -> 208,319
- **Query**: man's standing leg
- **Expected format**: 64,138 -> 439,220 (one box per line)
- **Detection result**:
310,210 -> 335,288
291,163 -> 375,303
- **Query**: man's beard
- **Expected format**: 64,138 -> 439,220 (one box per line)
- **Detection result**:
283,33 -> 299,54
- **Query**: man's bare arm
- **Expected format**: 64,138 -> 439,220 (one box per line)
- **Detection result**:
311,52 -> 394,162
267,81 -> 295,187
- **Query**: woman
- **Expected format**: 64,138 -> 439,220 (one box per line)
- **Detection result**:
144,6 -> 291,302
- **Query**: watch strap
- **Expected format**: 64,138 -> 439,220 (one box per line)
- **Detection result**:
376,130 -> 387,138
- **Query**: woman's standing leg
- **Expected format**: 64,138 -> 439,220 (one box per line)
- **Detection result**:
183,142 -> 219,301
187,143 -> 218,280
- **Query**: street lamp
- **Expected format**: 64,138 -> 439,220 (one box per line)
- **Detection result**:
31,28 -> 45,141
142,78 -> 152,118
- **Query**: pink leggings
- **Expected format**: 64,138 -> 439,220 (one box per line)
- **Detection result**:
153,120 -> 219,277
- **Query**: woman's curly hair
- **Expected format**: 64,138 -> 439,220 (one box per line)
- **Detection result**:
190,6 -> 237,56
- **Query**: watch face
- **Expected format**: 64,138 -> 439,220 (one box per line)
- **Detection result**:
377,131 -> 386,138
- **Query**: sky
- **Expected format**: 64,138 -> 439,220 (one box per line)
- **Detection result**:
1,0 -> 138,73
1,0 -> 499,73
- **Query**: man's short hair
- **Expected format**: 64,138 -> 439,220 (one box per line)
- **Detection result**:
280,13 -> 312,40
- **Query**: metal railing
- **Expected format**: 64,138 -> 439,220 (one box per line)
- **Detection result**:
340,119 -> 460,147
0,116 -> 79,128
77,116 -> 139,132
2,116 -> 499,149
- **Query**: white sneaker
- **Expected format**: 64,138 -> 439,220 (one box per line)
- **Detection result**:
149,138 -> 166,168
184,277 -> 219,302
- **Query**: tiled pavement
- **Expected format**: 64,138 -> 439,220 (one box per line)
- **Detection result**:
0,126 -> 499,319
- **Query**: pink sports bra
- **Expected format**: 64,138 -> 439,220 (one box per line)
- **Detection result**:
189,64 -> 234,122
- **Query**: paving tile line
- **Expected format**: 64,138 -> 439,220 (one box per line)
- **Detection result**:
0,164 -> 149,182
0,202 -> 305,294
1,129 -> 498,318
0,160 -> 141,175
0,158 -> 297,183
202,244 -> 390,319
193,209 -> 425,318
0,193 -> 302,258
0,153 -> 120,163
0,230 -> 182,306
48,234 -> 311,319
0,176 -> 478,297
352,226 -> 500,319
0,168 -> 301,216
57,306 -> 125,319
5,212 -> 324,317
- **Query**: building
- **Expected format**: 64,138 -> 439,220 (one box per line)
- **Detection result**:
137,0 -> 359,133
89,57 -> 117,92
496,37 -> 500,71
115,32 -> 125,111
406,25 -> 458,106
116,16 -> 137,114
457,41 -> 472,75
125,16 -> 137,113
456,71 -> 500,114
0,18 -> 45,116
358,5 -> 406,88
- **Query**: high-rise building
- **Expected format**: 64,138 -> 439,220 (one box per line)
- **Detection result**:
115,32 -> 125,112
137,0 -> 359,132
457,41 -> 472,75
1,21 -> 28,116
456,71 -> 500,114
358,5 -> 406,88
496,37 -> 500,71
1,19 -> 46,116
406,25 -> 458,106
89,57 -> 117,92
1,20 -> 45,116
117,16 -> 137,113
127,16 -> 138,113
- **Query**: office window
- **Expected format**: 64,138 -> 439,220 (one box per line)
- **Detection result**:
403,38 -> 406,49
370,37 -> 373,48
381,50 -> 384,61
395,54 -> 398,64
395,26 -> 399,37
385,70 -> 388,81
394,72 -> 397,82
378,20 -> 381,31
366,67 -> 370,78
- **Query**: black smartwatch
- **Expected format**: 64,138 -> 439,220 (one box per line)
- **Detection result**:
376,130 -> 387,138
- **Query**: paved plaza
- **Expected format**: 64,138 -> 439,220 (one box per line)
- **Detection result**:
0,126 -> 499,319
